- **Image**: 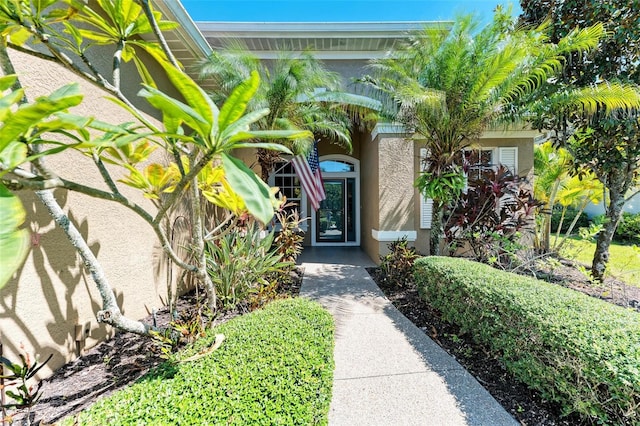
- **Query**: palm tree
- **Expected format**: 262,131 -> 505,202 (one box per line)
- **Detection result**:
198,42 -> 379,181
360,8 -> 636,255
534,142 -> 602,252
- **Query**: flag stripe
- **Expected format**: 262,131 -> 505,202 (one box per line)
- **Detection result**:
292,156 -> 321,210
291,142 -> 326,211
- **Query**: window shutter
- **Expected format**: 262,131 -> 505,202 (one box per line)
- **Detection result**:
498,147 -> 518,174
498,147 -> 518,210
419,148 -> 433,229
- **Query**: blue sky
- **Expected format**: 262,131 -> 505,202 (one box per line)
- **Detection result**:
182,1 -> 522,22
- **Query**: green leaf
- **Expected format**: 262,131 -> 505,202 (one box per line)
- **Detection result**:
0,75 -> 18,91
155,60 -> 217,140
0,184 -> 29,289
218,70 -> 259,133
138,85 -> 208,137
225,129 -> 312,146
232,142 -> 293,154
218,108 -> 270,144
222,153 -> 274,225
0,83 -> 83,152
0,141 -> 27,170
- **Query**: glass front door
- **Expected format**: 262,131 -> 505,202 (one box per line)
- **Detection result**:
317,179 -> 345,243
315,177 -> 357,244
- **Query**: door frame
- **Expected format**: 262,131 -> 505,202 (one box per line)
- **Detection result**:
311,155 -> 360,247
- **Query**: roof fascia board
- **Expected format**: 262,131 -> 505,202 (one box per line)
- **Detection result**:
153,0 -> 212,57
251,51 -> 391,60
197,21 -> 449,37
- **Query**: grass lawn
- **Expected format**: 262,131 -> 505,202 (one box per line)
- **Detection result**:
558,237 -> 640,287
63,298 -> 335,426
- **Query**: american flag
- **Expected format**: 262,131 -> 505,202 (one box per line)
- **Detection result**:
291,141 -> 326,210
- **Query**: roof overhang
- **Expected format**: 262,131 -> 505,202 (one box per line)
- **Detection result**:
152,0 -> 214,90
196,21 -> 451,60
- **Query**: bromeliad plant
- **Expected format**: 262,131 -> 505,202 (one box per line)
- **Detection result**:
0,0 -> 310,335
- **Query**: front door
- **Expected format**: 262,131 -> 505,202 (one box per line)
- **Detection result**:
317,179 -> 346,243
312,156 -> 359,246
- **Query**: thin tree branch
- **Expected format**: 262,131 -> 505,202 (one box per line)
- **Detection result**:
92,152 -> 121,195
136,0 -> 180,69
153,151 -> 216,224
113,39 -> 124,91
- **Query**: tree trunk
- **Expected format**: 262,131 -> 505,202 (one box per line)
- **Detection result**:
591,175 -> 627,282
430,201 -> 445,256
1,43 -> 155,336
555,198 -> 589,252
37,190 -> 156,335
189,173 -> 217,315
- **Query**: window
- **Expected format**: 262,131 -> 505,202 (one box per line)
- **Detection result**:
461,147 -> 518,180
464,148 -> 495,180
419,146 -> 518,230
270,160 -> 305,223
320,160 -> 354,173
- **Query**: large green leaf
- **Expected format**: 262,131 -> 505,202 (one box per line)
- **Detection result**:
0,141 -> 27,173
138,85 -> 208,137
225,129 -> 312,146
218,108 -> 270,145
155,60 -> 217,141
221,153 -> 274,225
218,71 -> 260,134
0,184 -> 29,289
0,83 -> 83,151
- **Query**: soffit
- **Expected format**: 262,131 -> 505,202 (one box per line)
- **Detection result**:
197,22 -> 450,59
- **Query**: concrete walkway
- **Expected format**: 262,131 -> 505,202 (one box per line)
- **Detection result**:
298,247 -> 517,426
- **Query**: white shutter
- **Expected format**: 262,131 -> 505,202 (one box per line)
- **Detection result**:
419,148 -> 433,229
498,147 -> 518,174
498,147 -> 518,210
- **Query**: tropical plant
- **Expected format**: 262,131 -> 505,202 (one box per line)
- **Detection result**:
0,0 -> 310,335
360,7 -> 638,255
205,226 -> 290,310
0,347 -> 52,426
533,141 -> 602,252
379,237 -> 420,287
444,165 -> 538,267
273,202 -> 306,263
198,42 -> 380,181
520,0 -> 640,281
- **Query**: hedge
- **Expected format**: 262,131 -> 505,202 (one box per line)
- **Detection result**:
414,257 -> 640,425
66,299 -> 334,425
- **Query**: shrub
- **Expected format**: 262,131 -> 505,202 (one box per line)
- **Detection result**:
206,227 -> 290,310
414,257 -> 640,425
66,299 -> 334,425
444,165 -> 539,267
616,212 -> 640,243
379,237 -> 420,287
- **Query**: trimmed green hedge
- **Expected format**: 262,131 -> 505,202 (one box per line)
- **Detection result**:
67,299 -> 334,425
414,257 -> 640,425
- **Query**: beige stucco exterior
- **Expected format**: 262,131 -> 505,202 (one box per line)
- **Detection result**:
0,8 -> 540,380
0,49 -> 175,377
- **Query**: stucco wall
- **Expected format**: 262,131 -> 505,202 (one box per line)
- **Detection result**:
359,131 -> 380,261
360,132 -> 416,262
1,49 -> 174,377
